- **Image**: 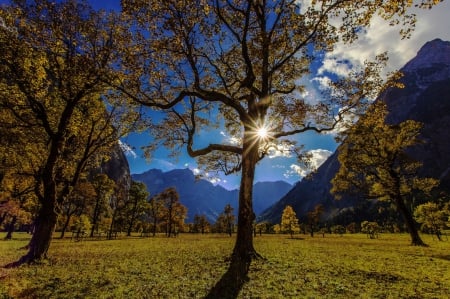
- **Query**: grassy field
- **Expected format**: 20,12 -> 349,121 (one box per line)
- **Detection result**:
0,232 -> 449,298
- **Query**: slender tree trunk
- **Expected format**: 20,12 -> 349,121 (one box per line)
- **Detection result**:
59,208 -> 74,239
5,215 -> 17,240
108,208 -> 118,240
395,196 -> 427,246
90,199 -> 101,238
127,219 -> 133,236
127,201 -> 138,236
152,218 -> 157,237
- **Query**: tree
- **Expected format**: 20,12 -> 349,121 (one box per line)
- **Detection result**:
254,221 -> 271,236
361,221 -> 380,239
156,188 -> 187,237
125,181 -> 150,236
0,171 -> 35,240
0,1 -> 137,265
119,0 -> 440,286
90,174 -> 116,238
331,225 -> 346,236
332,101 -> 438,246
193,214 -> 211,234
58,180 -> 96,239
307,204 -> 324,237
414,202 -> 449,241
146,195 -> 165,237
223,204 -> 235,237
214,204 -> 236,235
280,205 -> 300,238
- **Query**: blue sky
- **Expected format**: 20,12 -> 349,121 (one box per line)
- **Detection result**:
2,0 -> 450,189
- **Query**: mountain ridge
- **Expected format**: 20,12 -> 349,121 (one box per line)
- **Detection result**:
132,168 -> 292,222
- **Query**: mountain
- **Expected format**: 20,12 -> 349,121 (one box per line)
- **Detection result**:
132,168 -> 291,222
260,39 -> 450,224
89,142 -> 131,197
101,143 -> 131,192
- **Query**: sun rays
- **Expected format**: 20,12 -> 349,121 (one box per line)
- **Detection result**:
256,126 -> 269,139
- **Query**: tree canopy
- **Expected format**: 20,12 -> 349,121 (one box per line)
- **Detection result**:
0,0 -> 139,265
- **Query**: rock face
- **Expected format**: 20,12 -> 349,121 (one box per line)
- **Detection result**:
99,143 -> 132,195
260,39 -> 450,224
132,168 -> 292,222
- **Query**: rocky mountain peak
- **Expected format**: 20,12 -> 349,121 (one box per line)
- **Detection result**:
403,39 -> 450,72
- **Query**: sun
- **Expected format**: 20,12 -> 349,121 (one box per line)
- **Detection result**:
256,127 -> 268,139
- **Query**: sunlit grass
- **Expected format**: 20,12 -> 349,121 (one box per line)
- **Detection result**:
1,232 -> 449,298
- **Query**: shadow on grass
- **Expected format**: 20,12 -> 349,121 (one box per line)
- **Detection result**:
205,266 -> 248,299
286,237 -> 305,240
433,254 -> 450,261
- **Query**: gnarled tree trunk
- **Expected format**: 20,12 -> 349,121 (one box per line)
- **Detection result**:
6,200 -> 58,267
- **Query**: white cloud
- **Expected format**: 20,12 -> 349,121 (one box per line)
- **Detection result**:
118,140 -> 137,159
193,168 -> 201,175
312,76 -> 333,91
267,142 -> 295,158
321,2 -> 450,76
220,131 -> 241,145
153,159 -> 176,171
318,59 -> 352,77
284,149 -> 333,178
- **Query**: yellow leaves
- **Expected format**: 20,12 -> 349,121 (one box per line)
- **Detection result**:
280,205 -> 300,235
332,100 -> 437,202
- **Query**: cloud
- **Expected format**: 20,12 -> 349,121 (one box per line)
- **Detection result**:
118,140 -> 137,159
320,2 -> 450,77
318,59 -> 352,77
284,149 -> 333,178
153,159 -> 176,171
220,131 -> 241,145
267,142 -> 295,159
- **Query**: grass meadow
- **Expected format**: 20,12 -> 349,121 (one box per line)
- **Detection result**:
0,232 -> 449,298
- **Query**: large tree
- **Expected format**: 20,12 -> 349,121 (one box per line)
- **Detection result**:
331,101 -> 438,246
118,0 -> 439,286
0,0 -> 137,265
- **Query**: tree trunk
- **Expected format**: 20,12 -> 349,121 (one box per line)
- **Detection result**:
207,134 -> 263,297
59,209 -> 73,239
229,134 -> 261,284
5,215 -> 17,240
152,218 -> 157,237
90,199 -> 101,238
395,196 -> 427,246
6,202 -> 58,267
127,220 -> 133,236
108,208 -> 118,240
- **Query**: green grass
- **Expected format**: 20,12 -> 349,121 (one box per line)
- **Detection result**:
0,233 -> 449,298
